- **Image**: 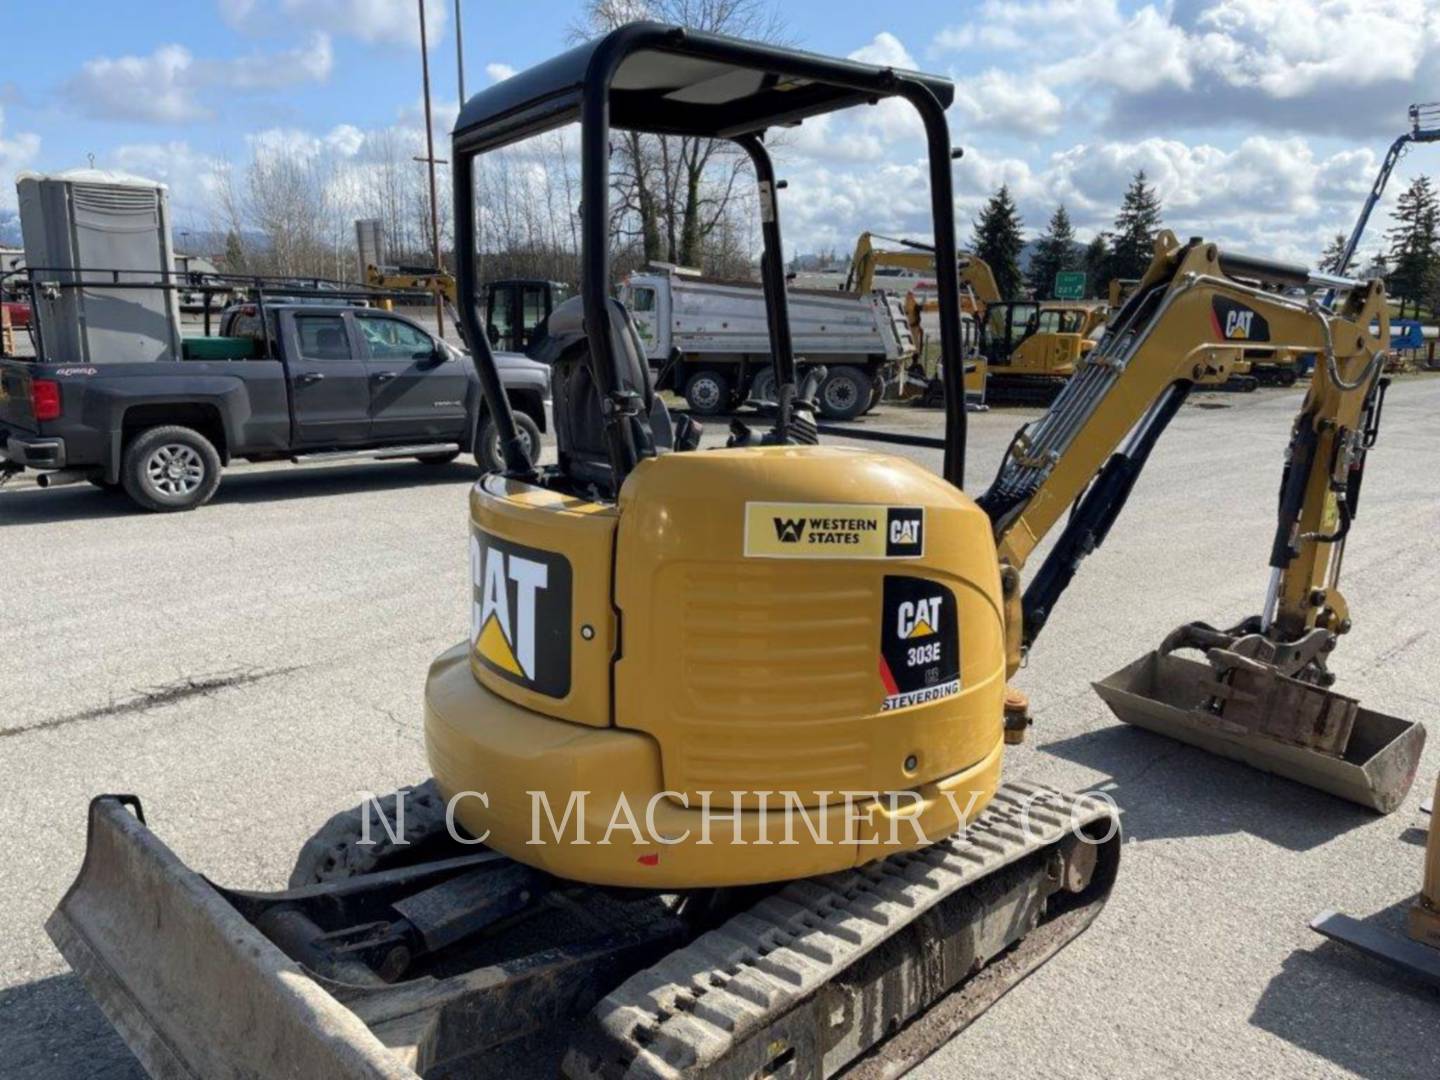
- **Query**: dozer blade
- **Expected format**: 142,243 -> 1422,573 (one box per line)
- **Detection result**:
47,795 -> 687,1079
46,795 -> 415,1079
1094,651 -> 1426,813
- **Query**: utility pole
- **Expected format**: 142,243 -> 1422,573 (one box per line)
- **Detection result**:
417,0 -> 445,335
454,0 -> 466,103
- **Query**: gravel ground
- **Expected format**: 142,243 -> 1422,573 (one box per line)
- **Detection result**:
1,378 -> 1437,1078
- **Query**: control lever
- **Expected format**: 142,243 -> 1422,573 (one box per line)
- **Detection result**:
727,365 -> 827,448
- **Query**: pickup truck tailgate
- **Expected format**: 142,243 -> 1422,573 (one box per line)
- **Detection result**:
0,361 -> 37,433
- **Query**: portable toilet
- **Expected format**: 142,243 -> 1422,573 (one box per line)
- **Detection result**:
17,169 -> 183,363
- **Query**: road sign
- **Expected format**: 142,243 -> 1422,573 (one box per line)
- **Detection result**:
1054,270 -> 1086,300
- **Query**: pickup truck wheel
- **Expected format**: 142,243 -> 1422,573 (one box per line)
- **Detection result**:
478,412 -> 541,473
818,365 -> 869,420
121,425 -> 222,512
684,369 -> 731,416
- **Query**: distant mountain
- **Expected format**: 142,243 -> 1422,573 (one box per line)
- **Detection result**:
0,208 -> 19,247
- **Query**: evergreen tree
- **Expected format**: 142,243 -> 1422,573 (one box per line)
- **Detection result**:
1082,234 -> 1110,298
223,230 -> 246,274
971,184 -> 1025,299
1027,204 -> 1078,299
1108,170 -> 1163,281
1317,232 -> 1353,276
1385,176 -> 1437,318
1361,252 -> 1390,281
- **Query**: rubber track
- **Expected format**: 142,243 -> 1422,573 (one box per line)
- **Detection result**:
564,781 -> 1115,1079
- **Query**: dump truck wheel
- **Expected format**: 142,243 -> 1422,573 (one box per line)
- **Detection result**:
818,365 -> 869,420
121,425 -> 222,513
865,372 -> 885,413
684,368 -> 731,415
288,778 -> 450,887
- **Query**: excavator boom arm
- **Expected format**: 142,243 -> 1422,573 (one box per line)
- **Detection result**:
978,231 -> 1390,670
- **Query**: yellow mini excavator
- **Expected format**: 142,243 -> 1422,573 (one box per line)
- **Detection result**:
841,231 -> 988,405
843,232 -> 1099,406
48,22 -> 1424,1080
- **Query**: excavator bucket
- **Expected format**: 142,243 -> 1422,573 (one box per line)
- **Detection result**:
1094,651 -> 1425,813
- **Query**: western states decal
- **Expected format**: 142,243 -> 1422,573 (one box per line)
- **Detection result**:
470,529 -> 572,698
879,575 -> 960,711
744,502 -> 925,559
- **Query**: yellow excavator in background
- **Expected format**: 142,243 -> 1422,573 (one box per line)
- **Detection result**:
46,24 -> 1426,1080
365,261 -> 458,305
842,231 -> 988,404
844,231 -> 1102,404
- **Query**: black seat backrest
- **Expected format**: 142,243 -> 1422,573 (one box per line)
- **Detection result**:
532,295 -> 660,488
314,326 -> 347,359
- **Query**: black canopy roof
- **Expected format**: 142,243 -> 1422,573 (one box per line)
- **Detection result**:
452,21 -> 955,152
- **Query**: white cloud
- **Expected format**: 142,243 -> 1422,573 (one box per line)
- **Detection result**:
274,0 -> 448,46
64,36 -> 334,124
0,107 -> 41,211
951,70 -> 1063,137
215,0 -> 257,23
485,63 -> 516,84
104,140 -> 228,213
66,45 -> 207,123
774,127 -> 1390,267
847,31 -> 917,71
934,0 -> 1440,137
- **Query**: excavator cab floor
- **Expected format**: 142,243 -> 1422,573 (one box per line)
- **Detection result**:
1094,651 -> 1425,813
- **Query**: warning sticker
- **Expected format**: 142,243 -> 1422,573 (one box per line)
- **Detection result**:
878,575 -> 960,711
744,503 -> 924,559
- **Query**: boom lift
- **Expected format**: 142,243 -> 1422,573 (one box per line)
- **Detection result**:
1328,103 -> 1440,297
45,23 -> 1423,1080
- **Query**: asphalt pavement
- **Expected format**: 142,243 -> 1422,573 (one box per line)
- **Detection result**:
2,379 -> 1438,1078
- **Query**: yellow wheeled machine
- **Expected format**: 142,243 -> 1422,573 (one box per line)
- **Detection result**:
45,22 -> 1421,1080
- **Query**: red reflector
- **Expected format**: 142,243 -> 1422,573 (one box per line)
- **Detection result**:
637,853 -> 659,866
31,379 -> 61,421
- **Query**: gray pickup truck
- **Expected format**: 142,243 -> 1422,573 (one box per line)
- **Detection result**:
0,302 -> 549,511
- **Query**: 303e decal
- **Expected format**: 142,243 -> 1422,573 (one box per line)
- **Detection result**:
878,575 -> 961,711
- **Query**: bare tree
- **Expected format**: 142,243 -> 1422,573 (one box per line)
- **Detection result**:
571,0 -> 782,275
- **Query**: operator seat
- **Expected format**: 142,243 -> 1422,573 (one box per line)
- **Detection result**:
530,295 -> 685,489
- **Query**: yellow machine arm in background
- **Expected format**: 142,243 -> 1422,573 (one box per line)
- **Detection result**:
976,231 -> 1391,679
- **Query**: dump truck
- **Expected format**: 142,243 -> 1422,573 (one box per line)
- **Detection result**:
622,263 -> 914,419
47,21 -> 1424,1080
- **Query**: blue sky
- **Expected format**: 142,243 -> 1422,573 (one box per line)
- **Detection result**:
2,0 -> 1435,265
